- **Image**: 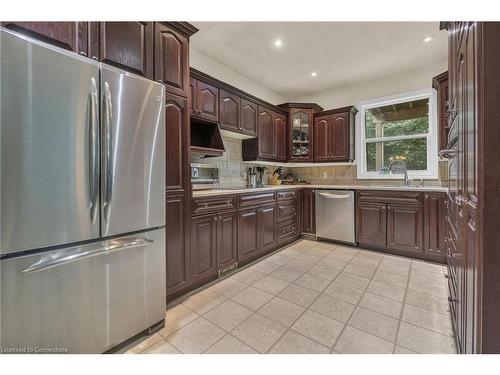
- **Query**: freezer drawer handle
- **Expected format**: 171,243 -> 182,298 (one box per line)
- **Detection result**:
21,238 -> 153,274
318,193 -> 351,199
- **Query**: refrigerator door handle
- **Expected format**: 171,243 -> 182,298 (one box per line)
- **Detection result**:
89,77 -> 99,223
21,237 -> 153,274
102,81 -> 113,222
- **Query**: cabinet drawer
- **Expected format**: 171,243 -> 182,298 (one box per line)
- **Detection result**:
277,201 -> 297,223
356,190 -> 422,205
239,191 -> 276,208
277,189 -> 298,201
277,219 -> 297,243
192,195 -> 237,216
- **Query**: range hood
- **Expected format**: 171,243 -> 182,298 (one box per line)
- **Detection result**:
190,118 -> 225,157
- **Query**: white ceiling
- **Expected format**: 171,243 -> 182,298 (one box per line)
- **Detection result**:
190,22 -> 448,99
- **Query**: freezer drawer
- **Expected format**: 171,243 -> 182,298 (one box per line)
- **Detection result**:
315,190 -> 355,244
0,228 -> 166,353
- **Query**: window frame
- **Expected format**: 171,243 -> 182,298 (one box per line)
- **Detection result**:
356,88 -> 439,180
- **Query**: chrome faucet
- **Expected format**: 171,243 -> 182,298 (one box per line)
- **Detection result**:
388,159 -> 409,186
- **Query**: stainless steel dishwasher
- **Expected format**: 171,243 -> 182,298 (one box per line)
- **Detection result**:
315,190 -> 356,245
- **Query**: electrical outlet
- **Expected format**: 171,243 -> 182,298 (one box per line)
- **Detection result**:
322,171 -> 328,179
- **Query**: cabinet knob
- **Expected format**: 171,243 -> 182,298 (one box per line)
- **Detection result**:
91,56 -> 99,61
444,274 -> 450,279
387,205 -> 391,210
448,297 -> 457,303
79,51 -> 87,57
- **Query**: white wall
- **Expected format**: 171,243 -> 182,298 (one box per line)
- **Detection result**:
292,59 -> 448,109
190,48 -> 287,105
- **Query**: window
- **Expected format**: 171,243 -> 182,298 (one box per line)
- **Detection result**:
356,89 -> 438,179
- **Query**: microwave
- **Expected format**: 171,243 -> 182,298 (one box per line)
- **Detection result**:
191,163 -> 220,190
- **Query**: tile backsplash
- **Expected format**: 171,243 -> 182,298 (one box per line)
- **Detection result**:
191,135 -> 448,188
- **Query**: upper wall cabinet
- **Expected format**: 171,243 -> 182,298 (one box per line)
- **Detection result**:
190,78 -> 219,122
240,99 -> 258,136
219,89 -> 241,132
313,106 -> 357,162
432,71 -> 449,152
1,22 -> 95,57
154,23 -> 190,98
242,107 -> 286,162
99,22 -> 153,78
278,103 -> 323,162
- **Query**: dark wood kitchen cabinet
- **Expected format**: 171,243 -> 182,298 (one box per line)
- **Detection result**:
356,202 -> 387,248
166,194 -> 189,296
260,204 -> 277,253
423,192 -> 446,256
165,94 -> 189,192
278,103 -> 324,162
163,23 -> 198,301
190,215 -> 218,286
356,190 -> 443,262
1,22 -> 95,56
237,207 -> 260,263
242,107 -> 287,162
240,99 -> 258,136
386,203 -> 423,254
216,211 -> 238,274
302,189 -> 316,234
432,71 -> 449,152
440,22 -> 500,354
219,89 -> 240,132
98,22 -> 153,78
190,78 -> 219,122
314,106 -> 357,162
154,23 -> 190,98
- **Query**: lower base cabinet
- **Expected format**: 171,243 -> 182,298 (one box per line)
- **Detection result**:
166,194 -> 189,296
386,203 -> 423,254
190,215 -> 218,287
190,211 -> 238,286
356,191 -> 446,262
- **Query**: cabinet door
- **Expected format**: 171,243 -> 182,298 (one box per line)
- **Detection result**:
166,194 -> 189,297
423,193 -> 446,256
330,112 -> 350,161
258,108 -> 275,159
289,109 -> 313,162
219,89 -> 240,132
2,22 -> 90,56
356,202 -> 387,247
217,212 -> 238,271
302,189 -> 316,234
99,22 -> 153,78
190,215 -> 217,285
240,99 -> 258,136
260,205 -> 276,253
238,208 -> 260,262
387,204 -> 423,254
196,81 -> 219,122
166,94 -> 189,193
314,115 -> 331,162
190,78 -> 197,115
274,114 -> 287,161
154,23 -> 189,97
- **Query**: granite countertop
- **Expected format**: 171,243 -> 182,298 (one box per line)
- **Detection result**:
192,184 -> 449,197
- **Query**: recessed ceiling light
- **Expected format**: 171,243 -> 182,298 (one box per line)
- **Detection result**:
311,72 -> 318,77
273,39 -> 283,47
422,36 -> 433,43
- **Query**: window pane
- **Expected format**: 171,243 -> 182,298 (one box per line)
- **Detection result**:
366,138 -> 428,172
365,98 -> 429,139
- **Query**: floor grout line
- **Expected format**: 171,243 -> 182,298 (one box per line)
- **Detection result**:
138,240 -> 455,354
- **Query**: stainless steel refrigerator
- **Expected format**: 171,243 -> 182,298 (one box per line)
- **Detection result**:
0,29 -> 166,353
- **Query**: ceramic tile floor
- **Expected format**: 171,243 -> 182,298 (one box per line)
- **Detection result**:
127,240 -> 457,354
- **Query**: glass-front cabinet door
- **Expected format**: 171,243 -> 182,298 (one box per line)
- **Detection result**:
290,108 -> 313,161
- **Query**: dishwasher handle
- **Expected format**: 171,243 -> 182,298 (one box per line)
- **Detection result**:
318,192 -> 351,199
